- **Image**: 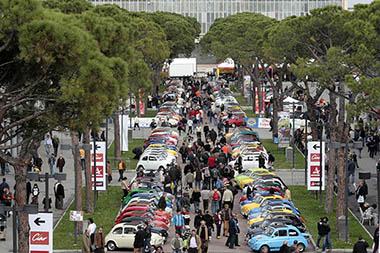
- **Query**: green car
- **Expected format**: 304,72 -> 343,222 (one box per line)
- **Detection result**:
122,189 -> 154,207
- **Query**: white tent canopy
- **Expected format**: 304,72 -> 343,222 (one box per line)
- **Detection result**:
283,96 -> 300,103
217,58 -> 234,69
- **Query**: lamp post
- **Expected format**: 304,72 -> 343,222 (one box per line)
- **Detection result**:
60,143 -> 91,245
0,203 -> 38,253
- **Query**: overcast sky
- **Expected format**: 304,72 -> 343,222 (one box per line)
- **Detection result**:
348,0 -> 373,8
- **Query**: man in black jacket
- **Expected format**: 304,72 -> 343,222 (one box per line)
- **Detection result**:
353,236 -> 369,253
134,225 -> 146,253
143,221 -> 152,253
158,193 -> 167,210
279,240 -> 289,253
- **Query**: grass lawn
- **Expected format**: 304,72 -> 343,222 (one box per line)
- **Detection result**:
245,110 -> 259,118
107,139 -> 146,170
261,139 -> 305,169
53,186 -> 121,250
291,186 -> 373,249
235,94 -> 249,107
129,110 -> 157,118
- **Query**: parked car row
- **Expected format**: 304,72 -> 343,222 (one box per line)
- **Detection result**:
155,101 -> 182,127
136,127 -> 179,171
236,169 -> 310,252
106,123 -> 180,251
225,127 -> 270,170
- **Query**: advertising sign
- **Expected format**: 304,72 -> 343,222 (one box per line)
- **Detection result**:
70,211 -> 83,221
258,118 -> 271,129
278,118 -> 291,148
245,118 -> 259,128
29,213 -> 53,253
307,141 -> 325,190
91,141 -> 107,191
119,115 -> 129,151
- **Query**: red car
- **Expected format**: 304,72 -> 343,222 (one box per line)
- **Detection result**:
116,211 -> 169,225
224,117 -> 246,128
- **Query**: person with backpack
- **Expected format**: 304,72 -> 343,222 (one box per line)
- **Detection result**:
211,188 -> 221,215
211,167 -> 219,189
214,209 -> 223,239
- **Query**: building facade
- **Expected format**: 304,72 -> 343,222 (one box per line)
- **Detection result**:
89,0 -> 344,34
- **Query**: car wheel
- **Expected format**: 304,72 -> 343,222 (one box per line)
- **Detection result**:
297,243 -> 306,252
232,123 -> 236,128
137,165 -> 144,171
259,245 -> 270,253
107,241 -> 117,251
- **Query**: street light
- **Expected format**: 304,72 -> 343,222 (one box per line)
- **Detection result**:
60,143 -> 91,245
0,204 -> 38,253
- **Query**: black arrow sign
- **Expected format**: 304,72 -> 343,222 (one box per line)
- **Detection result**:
34,217 -> 45,226
313,144 -> 320,150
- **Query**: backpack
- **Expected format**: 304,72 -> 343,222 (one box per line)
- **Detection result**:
216,180 -> 222,190
213,191 -> 220,200
204,167 -> 210,177
211,168 -> 219,179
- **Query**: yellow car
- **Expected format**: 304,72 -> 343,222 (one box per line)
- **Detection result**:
241,195 -> 283,215
239,178 -> 254,188
248,209 -> 294,225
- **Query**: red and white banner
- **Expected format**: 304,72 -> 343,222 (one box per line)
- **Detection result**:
258,118 -> 271,129
307,141 -> 325,190
29,213 -> 53,253
91,141 -> 107,191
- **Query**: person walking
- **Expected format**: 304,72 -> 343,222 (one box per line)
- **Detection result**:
44,134 -> 53,155
373,224 -> 379,253
56,154 -> 65,173
94,226 -> 105,253
158,193 -> 167,211
172,210 -> 185,235
52,135 -> 60,157
284,186 -> 292,201
201,186 -> 210,212
222,186 -> 233,210
107,161 -> 112,183
31,184 -> 40,206
134,116 -> 140,130
171,232 -> 184,253
87,218 -> 97,252
353,236 -> 369,253
185,171 -> 195,189
222,204 -> 231,237
279,240 -> 289,253
83,230 -> 91,253
144,221 -> 152,253
226,213 -> 238,249
121,177 -> 128,198
187,230 -> 201,253
192,188 -> 201,213
134,225 -> 146,253
54,181 -> 65,209
48,153 -> 56,175
118,160 -> 126,182
211,188 -> 221,215
356,180 -> 369,211
197,220 -> 209,253
214,209 -> 223,239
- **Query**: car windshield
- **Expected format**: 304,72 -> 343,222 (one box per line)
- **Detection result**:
253,195 -> 263,203
264,227 -> 275,236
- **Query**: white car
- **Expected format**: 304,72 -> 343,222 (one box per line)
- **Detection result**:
136,153 -> 175,171
106,223 -> 164,251
229,152 -> 269,170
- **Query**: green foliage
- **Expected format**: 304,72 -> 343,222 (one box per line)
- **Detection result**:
42,0 -> 93,14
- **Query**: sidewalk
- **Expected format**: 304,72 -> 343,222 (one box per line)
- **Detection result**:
348,147 -> 379,237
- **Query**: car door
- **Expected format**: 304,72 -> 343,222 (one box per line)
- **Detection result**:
123,226 -> 136,249
288,228 -> 300,245
271,229 -> 288,250
110,227 -> 123,247
148,156 -> 157,170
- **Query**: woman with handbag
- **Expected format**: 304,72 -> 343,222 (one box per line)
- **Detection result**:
356,180 -> 368,211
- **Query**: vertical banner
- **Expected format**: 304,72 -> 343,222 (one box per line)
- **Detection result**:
119,115 -> 129,152
29,213 -> 53,253
91,141 -> 107,191
307,141 -> 326,190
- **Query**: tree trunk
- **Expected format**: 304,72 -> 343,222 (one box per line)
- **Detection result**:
258,79 -> 263,115
15,163 -> 29,252
114,114 -> 121,168
305,98 -> 319,141
136,95 -> 141,117
84,127 -> 93,214
325,91 -> 337,213
336,82 -> 348,229
70,131 -> 83,234
272,84 -> 280,140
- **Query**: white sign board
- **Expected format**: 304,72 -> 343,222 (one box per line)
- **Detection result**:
307,141 -> 326,191
119,115 -> 129,152
70,211 -> 83,221
29,213 -> 53,253
91,141 -> 107,191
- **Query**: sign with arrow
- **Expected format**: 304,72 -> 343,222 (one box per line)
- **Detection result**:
91,141 -> 107,191
29,213 -> 53,253
307,141 -> 325,191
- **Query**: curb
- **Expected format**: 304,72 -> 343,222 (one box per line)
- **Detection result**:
54,250 -> 81,253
